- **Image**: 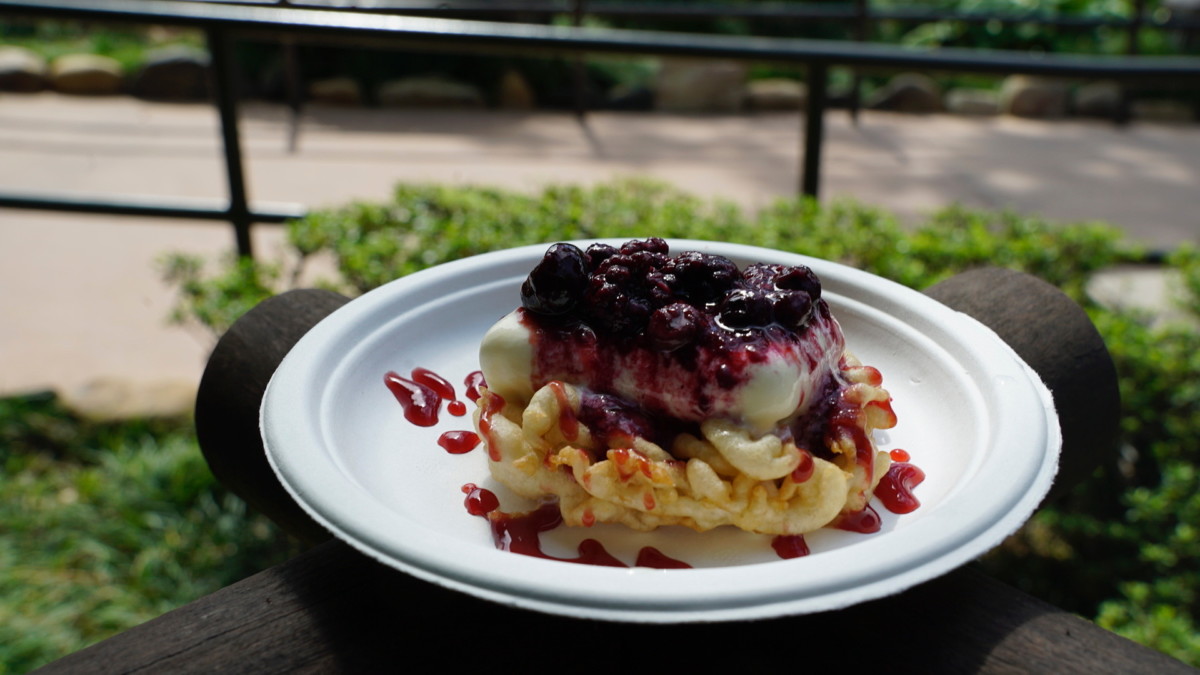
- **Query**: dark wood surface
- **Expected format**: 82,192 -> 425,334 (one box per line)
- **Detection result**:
924,267 -> 1121,502
195,288 -> 347,544
35,268 -> 1195,673
38,538 -> 1193,674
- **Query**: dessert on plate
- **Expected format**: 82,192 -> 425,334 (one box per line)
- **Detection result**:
473,238 -> 897,536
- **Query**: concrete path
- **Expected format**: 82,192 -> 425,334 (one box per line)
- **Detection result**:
1,92 -> 1198,404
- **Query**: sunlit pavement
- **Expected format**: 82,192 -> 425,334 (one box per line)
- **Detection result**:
2,92 -> 1197,400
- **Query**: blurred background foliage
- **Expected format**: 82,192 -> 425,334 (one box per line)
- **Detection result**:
0,392 -> 303,674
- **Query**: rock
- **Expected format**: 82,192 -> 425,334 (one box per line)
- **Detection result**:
606,83 -> 654,111
867,72 -> 943,113
497,69 -> 535,109
61,377 -> 196,421
945,87 -> 999,116
535,77 -> 607,111
1073,80 -> 1123,118
654,58 -> 746,112
50,53 -> 124,95
0,46 -> 48,92
744,78 -> 807,111
1131,99 -> 1195,123
1088,265 -> 1192,329
376,76 -> 484,108
1163,0 -> 1200,49
130,45 -> 211,101
307,76 -> 362,105
1000,75 -> 1070,118
824,80 -> 857,109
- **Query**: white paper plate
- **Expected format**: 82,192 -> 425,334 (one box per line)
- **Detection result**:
261,239 -> 1060,622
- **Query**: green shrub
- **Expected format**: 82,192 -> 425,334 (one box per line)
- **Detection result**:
0,20 -> 203,74
164,178 -> 1135,334
155,178 -> 1200,667
0,394 -> 302,673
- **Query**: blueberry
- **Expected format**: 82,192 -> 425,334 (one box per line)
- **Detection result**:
521,243 -> 588,316
740,263 -> 783,290
602,261 -> 632,284
770,290 -> 814,330
718,289 -> 773,329
626,297 -> 653,330
585,243 -> 618,270
664,251 -> 740,304
619,238 -> 669,255
774,266 -> 821,299
645,271 -> 675,307
583,280 -> 640,335
647,302 -> 701,351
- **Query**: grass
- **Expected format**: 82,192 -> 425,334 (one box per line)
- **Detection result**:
0,393 -> 302,674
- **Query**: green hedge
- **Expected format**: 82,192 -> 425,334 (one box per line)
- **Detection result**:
0,393 -> 302,673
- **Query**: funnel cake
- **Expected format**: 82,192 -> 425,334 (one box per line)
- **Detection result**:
474,239 -> 897,535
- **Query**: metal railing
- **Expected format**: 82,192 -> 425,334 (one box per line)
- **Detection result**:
2,0 -> 1199,257
180,0 -> 1200,40
187,0 -> 1200,121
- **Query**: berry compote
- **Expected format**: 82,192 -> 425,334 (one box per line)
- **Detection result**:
480,238 -> 846,436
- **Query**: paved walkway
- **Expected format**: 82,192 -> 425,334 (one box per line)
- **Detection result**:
1,92 -> 1198,403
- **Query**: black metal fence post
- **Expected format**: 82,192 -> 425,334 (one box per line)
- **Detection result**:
849,0 -> 869,125
283,35 -> 303,153
802,61 -> 829,199
573,0 -> 588,120
206,26 -> 255,259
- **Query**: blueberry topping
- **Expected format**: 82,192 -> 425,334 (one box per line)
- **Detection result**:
520,238 -> 824,341
578,391 -> 661,447
717,289 -> 773,329
583,277 -> 647,335
647,302 -> 702,351
619,237 -> 669,255
584,243 -> 618,270
774,266 -> 822,299
663,251 -> 739,305
521,243 -> 588,316
770,290 -> 814,330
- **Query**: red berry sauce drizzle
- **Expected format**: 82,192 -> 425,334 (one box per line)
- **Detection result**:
383,371 -> 440,427
463,370 -> 486,402
877,461 -> 926,515
438,430 -> 480,455
413,367 -> 468,417
462,484 -> 690,569
774,452 -> 925,557
765,365 -> 925,553
772,534 -> 810,560
384,367 -> 481,452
